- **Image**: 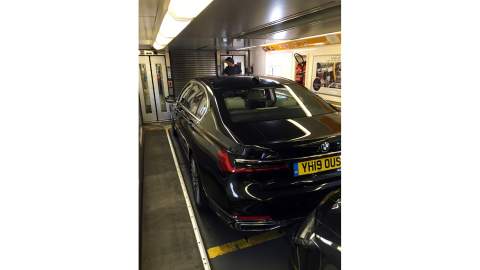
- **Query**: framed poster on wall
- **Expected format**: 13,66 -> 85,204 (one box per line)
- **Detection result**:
311,55 -> 341,91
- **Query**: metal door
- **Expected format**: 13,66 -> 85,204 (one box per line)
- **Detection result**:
139,56 -> 157,122
139,55 -> 171,122
149,56 -> 170,121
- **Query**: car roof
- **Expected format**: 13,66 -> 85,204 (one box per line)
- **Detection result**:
196,75 -> 295,91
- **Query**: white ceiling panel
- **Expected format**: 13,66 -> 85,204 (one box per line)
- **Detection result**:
139,0 -> 159,17
139,0 -> 170,47
139,16 -> 156,42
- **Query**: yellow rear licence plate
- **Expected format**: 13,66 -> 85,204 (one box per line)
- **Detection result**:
293,155 -> 341,176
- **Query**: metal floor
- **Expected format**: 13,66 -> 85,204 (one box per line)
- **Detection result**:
141,125 -> 204,270
141,124 -> 296,270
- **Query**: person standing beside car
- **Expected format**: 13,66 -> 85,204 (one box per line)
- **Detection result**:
222,57 -> 241,76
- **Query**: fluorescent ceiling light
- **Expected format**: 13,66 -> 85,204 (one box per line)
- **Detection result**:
235,45 -> 258,50
261,31 -> 341,47
155,35 -> 173,46
272,31 -> 288,40
269,6 -> 283,21
168,0 -> 213,19
153,0 -> 214,50
158,12 -> 190,38
261,39 -> 291,47
296,31 -> 341,41
153,42 -> 166,50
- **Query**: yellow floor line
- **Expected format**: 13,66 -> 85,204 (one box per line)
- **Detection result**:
207,230 -> 286,259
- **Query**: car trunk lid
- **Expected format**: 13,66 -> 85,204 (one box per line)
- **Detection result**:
228,112 -> 341,159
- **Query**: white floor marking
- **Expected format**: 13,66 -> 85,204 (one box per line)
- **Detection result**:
165,128 -> 212,270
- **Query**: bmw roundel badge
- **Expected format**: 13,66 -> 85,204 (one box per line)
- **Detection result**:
319,141 -> 330,153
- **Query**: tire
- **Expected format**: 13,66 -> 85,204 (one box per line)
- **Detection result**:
190,156 -> 206,209
172,122 -> 178,137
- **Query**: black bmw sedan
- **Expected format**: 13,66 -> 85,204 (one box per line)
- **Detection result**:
290,189 -> 341,270
171,75 -> 340,231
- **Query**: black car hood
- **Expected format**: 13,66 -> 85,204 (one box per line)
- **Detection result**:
227,112 -> 341,145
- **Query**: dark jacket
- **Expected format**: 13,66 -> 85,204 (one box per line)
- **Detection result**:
223,64 -> 241,76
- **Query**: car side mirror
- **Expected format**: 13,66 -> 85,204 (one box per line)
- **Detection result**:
165,95 -> 176,103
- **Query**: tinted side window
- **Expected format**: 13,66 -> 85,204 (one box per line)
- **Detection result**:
195,94 -> 208,118
179,84 -> 193,107
179,82 -> 208,119
187,86 -> 205,114
181,84 -> 198,110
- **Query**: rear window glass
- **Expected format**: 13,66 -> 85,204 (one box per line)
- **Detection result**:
217,84 -> 336,123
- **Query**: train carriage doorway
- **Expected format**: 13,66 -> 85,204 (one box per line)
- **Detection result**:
139,55 -> 170,123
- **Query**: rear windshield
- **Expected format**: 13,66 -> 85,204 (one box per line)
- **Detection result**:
216,83 -> 336,123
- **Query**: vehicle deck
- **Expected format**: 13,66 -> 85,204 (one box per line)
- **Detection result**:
141,124 -> 295,270
140,124 -> 204,270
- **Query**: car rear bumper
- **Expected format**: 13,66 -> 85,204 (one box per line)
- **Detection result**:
226,170 -> 341,202
209,176 -> 341,231
208,199 -> 306,231
233,217 -> 305,232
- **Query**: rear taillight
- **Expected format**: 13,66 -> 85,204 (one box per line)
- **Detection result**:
217,149 -> 236,173
217,149 -> 288,174
233,215 -> 272,221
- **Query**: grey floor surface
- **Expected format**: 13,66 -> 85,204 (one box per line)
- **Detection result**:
141,125 -> 203,270
141,124 -> 294,270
